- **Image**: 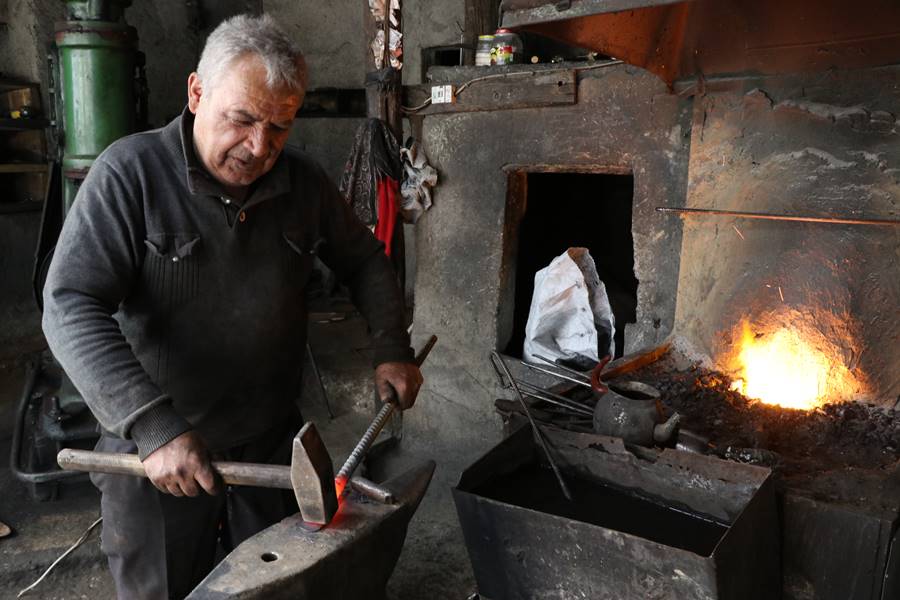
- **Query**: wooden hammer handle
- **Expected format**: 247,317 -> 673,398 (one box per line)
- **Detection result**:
57,448 -> 292,489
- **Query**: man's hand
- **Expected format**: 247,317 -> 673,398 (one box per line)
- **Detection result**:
375,362 -> 424,410
142,431 -> 220,497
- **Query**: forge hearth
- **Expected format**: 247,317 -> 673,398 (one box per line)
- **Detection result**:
453,425 -> 780,600
492,346 -> 900,599
650,359 -> 900,600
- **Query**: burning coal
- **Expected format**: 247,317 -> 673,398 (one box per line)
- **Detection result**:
724,316 -> 868,410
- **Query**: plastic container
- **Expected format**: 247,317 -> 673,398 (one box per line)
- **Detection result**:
492,28 -> 523,65
475,35 -> 494,66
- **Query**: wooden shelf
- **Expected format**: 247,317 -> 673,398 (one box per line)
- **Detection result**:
0,79 -> 50,213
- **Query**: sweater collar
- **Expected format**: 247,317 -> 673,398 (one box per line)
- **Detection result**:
162,106 -> 291,208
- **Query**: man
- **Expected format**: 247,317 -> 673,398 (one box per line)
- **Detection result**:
42,13 -> 422,598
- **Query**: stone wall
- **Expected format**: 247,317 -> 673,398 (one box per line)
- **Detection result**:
0,0 -> 65,117
265,0 -> 366,185
402,0 -> 467,85
673,66 -> 900,405
410,64 -> 693,442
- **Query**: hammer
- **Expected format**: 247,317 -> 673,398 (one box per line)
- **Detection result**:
57,334 -> 438,526
58,422 -> 346,525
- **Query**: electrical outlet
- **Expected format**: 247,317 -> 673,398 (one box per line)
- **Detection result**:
430,85 -> 455,104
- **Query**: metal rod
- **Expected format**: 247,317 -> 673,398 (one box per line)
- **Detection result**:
336,335 -> 438,486
490,356 -> 592,414
532,354 -> 592,383
492,352 -> 572,501
337,402 -> 393,484
349,475 -> 395,504
656,206 -> 900,227
520,390 -> 592,417
519,360 -> 593,390
515,381 -> 593,416
519,382 -> 593,413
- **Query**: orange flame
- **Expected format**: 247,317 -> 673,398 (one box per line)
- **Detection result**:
728,319 -> 865,411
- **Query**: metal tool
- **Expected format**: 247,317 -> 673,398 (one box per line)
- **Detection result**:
58,335 -> 437,526
656,206 -> 900,227
489,358 -> 593,417
519,359 -> 594,390
491,352 -> 572,501
533,353 -> 593,383
514,382 -> 593,417
57,422 -> 390,525
335,335 -> 438,490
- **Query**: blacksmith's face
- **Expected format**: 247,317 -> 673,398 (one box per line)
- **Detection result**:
187,54 -> 303,189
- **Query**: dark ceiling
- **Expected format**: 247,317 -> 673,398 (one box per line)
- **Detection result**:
502,0 -> 900,85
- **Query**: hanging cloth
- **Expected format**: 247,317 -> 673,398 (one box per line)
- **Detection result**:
339,118 -> 402,228
374,177 -> 399,256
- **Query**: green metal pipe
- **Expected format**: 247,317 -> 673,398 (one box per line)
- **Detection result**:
55,13 -> 136,212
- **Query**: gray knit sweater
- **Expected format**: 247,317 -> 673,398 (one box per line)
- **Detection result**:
42,109 -> 412,458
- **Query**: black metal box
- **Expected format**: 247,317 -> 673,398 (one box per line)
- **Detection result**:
453,425 -> 780,600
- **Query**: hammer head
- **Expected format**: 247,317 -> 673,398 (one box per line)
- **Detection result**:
291,422 -> 338,525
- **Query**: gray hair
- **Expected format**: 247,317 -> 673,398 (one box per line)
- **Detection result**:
197,13 -> 307,93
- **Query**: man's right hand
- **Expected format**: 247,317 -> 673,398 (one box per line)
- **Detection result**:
142,431 -> 220,497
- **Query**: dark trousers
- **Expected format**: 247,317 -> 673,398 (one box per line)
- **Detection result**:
91,416 -> 300,600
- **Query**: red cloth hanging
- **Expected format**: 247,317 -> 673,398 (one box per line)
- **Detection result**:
374,176 -> 399,257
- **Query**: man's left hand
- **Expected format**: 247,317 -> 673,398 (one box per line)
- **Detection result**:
375,362 -> 424,410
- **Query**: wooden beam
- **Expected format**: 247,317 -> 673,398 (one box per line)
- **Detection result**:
465,0 -> 501,55
362,0 -> 405,287
404,69 -> 576,115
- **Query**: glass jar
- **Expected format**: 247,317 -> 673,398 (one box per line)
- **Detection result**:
492,29 -> 524,65
475,35 -> 495,66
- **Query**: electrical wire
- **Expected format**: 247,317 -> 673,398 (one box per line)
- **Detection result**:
403,60 -> 623,114
17,517 -> 103,598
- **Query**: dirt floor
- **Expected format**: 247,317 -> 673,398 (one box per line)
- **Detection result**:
0,312 -> 477,599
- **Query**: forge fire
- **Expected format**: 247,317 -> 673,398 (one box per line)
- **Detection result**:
724,317 -> 870,411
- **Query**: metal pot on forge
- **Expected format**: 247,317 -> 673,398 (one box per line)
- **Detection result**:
590,360 -> 680,446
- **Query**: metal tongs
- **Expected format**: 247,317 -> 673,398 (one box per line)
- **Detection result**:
519,354 -> 594,388
490,352 -> 573,501
489,354 -> 593,417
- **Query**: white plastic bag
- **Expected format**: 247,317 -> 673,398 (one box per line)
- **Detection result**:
523,248 -> 616,367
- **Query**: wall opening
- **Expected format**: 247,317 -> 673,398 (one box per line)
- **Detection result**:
504,172 -> 638,360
